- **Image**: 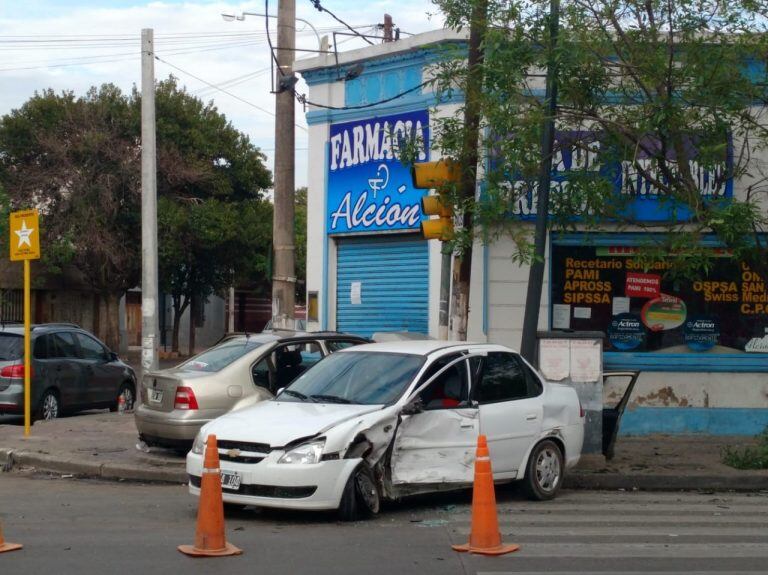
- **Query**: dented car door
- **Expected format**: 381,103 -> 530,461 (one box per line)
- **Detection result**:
391,354 -> 479,486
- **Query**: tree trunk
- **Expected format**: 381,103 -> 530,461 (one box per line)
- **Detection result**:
103,292 -> 122,351
171,294 -> 188,354
188,295 -> 197,357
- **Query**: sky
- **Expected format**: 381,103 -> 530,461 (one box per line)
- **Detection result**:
0,1 -> 441,188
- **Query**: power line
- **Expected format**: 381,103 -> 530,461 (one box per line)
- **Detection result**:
194,67 -> 273,97
296,80 -> 431,110
308,0 -> 374,45
154,54 -> 308,133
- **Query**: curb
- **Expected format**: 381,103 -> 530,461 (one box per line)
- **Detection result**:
566,472 -> 768,491
2,447 -> 766,491
0,448 -> 187,484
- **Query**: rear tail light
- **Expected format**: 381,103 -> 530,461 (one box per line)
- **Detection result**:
0,363 -> 32,379
174,386 -> 199,410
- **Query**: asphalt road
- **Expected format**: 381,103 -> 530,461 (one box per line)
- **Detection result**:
1,471 -> 767,575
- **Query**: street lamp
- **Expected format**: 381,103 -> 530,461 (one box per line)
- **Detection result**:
221,11 -> 323,50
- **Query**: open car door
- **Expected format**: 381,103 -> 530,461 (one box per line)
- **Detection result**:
391,353 -> 480,486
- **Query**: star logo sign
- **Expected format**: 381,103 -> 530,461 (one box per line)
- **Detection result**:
15,220 -> 34,249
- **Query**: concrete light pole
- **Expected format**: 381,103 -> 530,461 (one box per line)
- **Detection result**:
140,28 -> 159,372
222,6 -> 299,329
271,0 -> 297,329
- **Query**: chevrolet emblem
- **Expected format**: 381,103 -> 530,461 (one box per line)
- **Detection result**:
226,449 -> 241,458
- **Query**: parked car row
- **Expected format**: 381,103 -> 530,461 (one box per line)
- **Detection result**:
0,323 -> 136,420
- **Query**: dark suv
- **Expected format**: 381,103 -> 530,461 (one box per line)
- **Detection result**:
0,323 -> 136,421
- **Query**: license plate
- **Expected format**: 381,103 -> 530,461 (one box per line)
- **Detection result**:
220,471 -> 241,490
149,389 -> 163,403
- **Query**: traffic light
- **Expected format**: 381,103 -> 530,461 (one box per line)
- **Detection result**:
411,159 -> 460,241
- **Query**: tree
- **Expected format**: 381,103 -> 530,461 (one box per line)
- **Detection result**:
295,187 -> 308,301
426,0 -> 768,344
158,197 -> 272,353
0,85 -> 141,349
0,77 -> 273,352
152,78 -> 272,353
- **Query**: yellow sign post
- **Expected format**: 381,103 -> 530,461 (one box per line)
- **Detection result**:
10,209 -> 40,436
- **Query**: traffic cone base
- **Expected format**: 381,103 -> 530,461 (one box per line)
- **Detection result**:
452,434 -> 520,557
0,542 -> 23,554
178,542 -> 242,557
0,522 -> 22,553
451,542 -> 519,556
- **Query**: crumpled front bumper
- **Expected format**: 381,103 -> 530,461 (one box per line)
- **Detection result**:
186,449 -> 361,511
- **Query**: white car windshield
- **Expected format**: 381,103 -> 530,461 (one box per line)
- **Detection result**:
279,351 -> 424,405
179,336 -> 272,372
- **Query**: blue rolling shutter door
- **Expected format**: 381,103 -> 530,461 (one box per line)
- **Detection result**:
336,236 -> 429,338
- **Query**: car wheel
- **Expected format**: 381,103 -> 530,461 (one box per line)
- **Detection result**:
111,383 -> 136,413
337,463 -> 380,521
37,389 -> 60,421
522,439 -> 564,501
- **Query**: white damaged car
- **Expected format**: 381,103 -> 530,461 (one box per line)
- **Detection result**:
186,341 -> 584,520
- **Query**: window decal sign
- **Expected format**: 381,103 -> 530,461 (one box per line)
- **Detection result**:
551,244 -> 768,355
498,131 -> 733,223
327,111 -> 430,234
608,313 -> 646,351
684,317 -> 720,351
641,294 -> 687,332
625,272 -> 661,298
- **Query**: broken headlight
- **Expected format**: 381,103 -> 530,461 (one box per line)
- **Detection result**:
278,440 -> 325,464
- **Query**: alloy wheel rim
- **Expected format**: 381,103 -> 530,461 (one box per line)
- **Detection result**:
120,388 -> 134,412
535,447 -> 561,492
43,394 -> 58,420
355,472 -> 379,513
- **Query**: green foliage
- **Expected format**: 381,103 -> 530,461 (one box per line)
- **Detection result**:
0,77 -> 273,348
295,187 -> 308,299
428,0 -> 768,277
722,428 -> 768,470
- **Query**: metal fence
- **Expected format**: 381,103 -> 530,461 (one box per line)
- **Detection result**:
0,289 -> 24,324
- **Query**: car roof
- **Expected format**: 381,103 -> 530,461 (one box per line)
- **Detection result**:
0,323 -> 83,336
339,340 -> 490,356
218,332 -> 369,345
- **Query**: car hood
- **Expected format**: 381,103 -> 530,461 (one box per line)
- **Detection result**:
203,400 -> 384,448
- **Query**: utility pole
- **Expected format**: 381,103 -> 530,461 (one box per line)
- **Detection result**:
450,0 -> 487,341
271,0 -> 297,329
520,0 -> 560,363
141,28 -> 159,372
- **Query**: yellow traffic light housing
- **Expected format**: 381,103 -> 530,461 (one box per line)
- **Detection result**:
412,160 -> 460,241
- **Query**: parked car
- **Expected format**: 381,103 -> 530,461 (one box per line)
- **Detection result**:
0,323 -> 136,421
134,332 -> 369,449
186,341 -> 585,520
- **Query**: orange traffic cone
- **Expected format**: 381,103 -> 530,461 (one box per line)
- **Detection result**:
179,435 -> 242,557
452,435 -> 520,556
0,519 -> 22,554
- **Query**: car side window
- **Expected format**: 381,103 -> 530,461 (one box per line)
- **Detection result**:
33,336 -> 48,360
251,357 -> 274,391
49,332 -> 79,359
416,353 -> 469,410
75,333 -> 108,361
325,340 -> 363,353
521,361 -> 544,397
273,343 -> 322,390
473,352 -> 530,404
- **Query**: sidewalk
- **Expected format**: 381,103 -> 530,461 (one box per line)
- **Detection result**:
1,411 -> 767,490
